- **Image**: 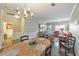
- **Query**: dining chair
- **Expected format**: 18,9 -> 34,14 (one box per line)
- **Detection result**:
59,35 -> 68,48
20,35 -> 29,42
60,35 -> 76,56
43,35 -> 49,39
53,31 -> 59,37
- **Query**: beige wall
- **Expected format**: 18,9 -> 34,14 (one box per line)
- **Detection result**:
25,19 -> 39,33
69,4 -> 79,55
3,15 -> 21,39
24,18 -> 39,39
2,15 -> 39,39
0,19 -> 3,48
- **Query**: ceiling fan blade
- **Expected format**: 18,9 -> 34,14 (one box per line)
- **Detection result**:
7,12 -> 15,16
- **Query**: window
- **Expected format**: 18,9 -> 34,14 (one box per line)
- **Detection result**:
55,24 -> 66,31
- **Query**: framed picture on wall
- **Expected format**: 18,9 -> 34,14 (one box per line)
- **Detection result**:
6,23 -> 13,29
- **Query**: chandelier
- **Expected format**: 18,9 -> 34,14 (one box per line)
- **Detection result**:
13,4 -> 34,19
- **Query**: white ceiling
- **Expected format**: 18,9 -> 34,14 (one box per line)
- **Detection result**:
0,3 -> 75,23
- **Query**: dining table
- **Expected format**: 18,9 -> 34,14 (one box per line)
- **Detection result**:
0,37 -> 51,56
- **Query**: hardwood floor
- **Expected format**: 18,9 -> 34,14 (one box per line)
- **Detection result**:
51,37 -> 74,56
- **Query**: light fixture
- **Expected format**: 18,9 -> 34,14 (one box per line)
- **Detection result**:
14,4 -> 34,19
